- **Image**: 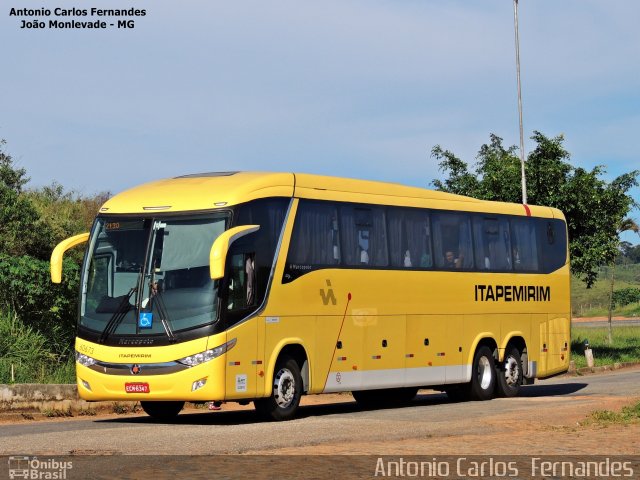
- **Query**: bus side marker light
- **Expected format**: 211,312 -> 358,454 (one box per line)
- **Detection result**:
428,361 -> 432,366
337,356 -> 347,361
258,371 -> 264,377
229,361 -> 241,366
251,360 -> 263,365
406,353 -> 414,358
352,365 -> 358,370
371,355 -> 381,360
436,352 -> 445,357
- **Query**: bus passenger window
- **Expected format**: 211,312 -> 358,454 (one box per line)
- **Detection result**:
340,205 -> 388,267
388,208 -> 433,269
510,218 -> 539,272
473,217 -> 512,271
540,219 -> 567,273
288,201 -> 341,266
432,212 -> 473,269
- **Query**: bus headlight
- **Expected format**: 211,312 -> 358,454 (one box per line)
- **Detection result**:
177,338 -> 237,367
75,351 -> 97,367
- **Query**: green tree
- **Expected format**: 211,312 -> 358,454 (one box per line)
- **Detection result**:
0,139 -> 109,370
431,132 -> 639,287
0,140 -> 53,258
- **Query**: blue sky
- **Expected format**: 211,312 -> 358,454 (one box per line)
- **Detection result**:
1,1 -> 638,240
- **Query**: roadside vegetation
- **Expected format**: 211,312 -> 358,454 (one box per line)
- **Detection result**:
0,139 -> 108,384
583,400 -> 640,426
571,325 -> 640,369
572,264 -> 640,317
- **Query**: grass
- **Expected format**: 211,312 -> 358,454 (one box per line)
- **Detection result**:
572,263 -> 640,317
571,325 -> 640,369
0,309 -> 76,384
41,407 -> 73,418
112,402 -> 140,414
584,401 -> 640,426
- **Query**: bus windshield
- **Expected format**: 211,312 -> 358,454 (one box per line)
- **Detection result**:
80,214 -> 229,339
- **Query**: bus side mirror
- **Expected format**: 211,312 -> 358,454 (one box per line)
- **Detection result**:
50,233 -> 90,283
209,225 -> 260,280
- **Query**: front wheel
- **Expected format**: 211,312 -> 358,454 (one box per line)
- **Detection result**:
469,345 -> 496,401
140,401 -> 184,420
254,356 -> 303,421
496,347 -> 523,397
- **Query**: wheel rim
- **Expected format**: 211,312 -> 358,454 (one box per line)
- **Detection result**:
273,368 -> 296,408
503,355 -> 520,387
477,356 -> 492,390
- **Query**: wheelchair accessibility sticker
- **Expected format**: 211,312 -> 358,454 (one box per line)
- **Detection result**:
138,312 -> 153,329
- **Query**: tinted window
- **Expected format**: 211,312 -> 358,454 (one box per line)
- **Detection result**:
339,205 -> 388,267
432,212 -> 473,269
473,217 -> 512,271
388,208 -> 433,268
224,198 -> 289,325
510,217 -> 539,272
287,201 -> 340,266
540,218 -> 567,273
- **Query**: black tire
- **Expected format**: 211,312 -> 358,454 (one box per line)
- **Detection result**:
254,356 -> 303,421
469,345 -> 496,401
495,346 -> 523,398
352,387 -> 418,408
140,401 -> 184,420
352,389 -> 380,407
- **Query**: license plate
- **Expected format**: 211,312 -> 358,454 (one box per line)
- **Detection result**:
125,382 -> 150,393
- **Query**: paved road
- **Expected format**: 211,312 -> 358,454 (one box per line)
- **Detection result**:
2,368 -> 639,457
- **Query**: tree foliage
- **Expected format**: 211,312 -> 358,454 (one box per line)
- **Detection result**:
431,132 -> 639,287
0,140 -> 53,258
618,241 -> 640,264
0,254 -> 80,354
0,139 -> 109,374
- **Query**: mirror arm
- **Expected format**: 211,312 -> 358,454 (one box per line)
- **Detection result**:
209,225 -> 260,280
50,233 -> 90,283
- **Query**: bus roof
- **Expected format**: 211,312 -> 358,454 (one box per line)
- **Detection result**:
99,171 -> 562,219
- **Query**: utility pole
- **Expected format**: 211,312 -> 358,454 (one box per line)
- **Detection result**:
513,0 -> 527,204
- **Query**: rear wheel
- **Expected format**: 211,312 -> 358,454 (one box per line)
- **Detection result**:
140,401 -> 184,420
254,356 -> 303,421
469,345 -> 496,401
496,347 -> 523,397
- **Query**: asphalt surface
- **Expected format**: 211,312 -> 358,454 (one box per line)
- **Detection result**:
2,368 -> 639,457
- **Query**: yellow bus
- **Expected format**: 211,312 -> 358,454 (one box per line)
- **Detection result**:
51,172 -> 570,420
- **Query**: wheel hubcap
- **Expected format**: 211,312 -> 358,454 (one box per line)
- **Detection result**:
273,368 -> 295,408
478,356 -> 492,390
504,355 -> 520,386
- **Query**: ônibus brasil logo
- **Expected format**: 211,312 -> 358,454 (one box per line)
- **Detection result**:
8,456 -> 72,479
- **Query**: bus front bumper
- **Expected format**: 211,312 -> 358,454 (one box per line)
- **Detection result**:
75,358 -> 226,402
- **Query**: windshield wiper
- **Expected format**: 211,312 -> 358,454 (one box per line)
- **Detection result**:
98,287 -> 137,344
151,288 -> 176,343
